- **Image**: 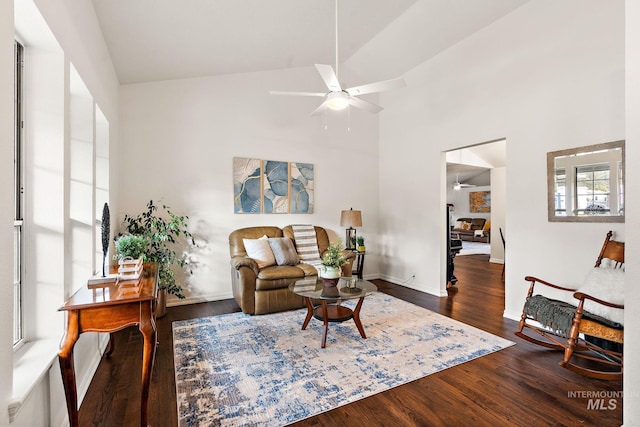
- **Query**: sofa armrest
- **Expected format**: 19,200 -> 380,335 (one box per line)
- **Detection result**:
230,255 -> 259,276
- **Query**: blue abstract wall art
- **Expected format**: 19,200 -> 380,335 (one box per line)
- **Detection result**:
233,157 -> 314,214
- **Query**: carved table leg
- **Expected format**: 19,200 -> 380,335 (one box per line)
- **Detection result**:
139,301 -> 157,427
58,310 -> 80,427
105,332 -> 115,358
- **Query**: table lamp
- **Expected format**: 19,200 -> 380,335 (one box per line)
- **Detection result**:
340,208 -> 362,250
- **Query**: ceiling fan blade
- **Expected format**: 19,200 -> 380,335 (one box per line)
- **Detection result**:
315,64 -> 342,92
310,100 -> 329,117
348,96 -> 383,114
345,76 -> 406,96
269,90 -> 326,97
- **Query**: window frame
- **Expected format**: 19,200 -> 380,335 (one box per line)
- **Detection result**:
14,40 -> 25,349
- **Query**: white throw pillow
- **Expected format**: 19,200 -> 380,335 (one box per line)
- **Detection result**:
243,236 -> 276,269
577,267 -> 624,325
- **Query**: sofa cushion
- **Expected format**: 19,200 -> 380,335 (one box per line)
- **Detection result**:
243,236 -> 276,269
470,218 -> 486,230
268,237 -> 299,266
461,221 -> 471,230
257,265 -> 305,283
296,262 -> 319,277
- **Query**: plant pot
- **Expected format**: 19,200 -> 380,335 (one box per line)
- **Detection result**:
319,265 -> 340,278
319,265 -> 340,287
357,245 -> 366,252
156,289 -> 167,318
321,277 -> 340,287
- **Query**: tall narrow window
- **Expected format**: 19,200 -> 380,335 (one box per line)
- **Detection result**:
14,41 -> 24,347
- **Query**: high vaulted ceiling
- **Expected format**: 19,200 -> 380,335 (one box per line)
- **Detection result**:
92,0 -> 529,85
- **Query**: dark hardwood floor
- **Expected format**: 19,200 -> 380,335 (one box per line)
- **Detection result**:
78,255 -> 623,426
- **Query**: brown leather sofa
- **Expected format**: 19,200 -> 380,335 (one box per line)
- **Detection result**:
229,225 -> 354,314
451,218 -> 490,243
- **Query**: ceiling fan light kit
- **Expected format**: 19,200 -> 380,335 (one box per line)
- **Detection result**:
326,91 -> 350,111
269,0 -> 406,116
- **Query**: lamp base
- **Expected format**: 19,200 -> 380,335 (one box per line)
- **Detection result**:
345,228 -> 357,250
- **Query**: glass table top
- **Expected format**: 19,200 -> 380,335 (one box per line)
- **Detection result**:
289,277 -> 377,300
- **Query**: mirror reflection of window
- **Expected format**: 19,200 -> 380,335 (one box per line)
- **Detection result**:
548,140 -> 624,223
554,167 -> 566,216
575,163 -> 610,215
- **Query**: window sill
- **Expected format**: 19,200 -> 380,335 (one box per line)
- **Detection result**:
10,339 -> 59,422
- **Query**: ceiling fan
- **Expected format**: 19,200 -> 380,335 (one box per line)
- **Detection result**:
269,0 -> 406,116
452,174 -> 476,190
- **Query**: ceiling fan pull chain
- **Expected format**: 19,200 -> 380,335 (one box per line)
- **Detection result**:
324,107 -> 328,130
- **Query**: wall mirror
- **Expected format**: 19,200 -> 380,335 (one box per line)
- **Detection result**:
548,140 -> 624,222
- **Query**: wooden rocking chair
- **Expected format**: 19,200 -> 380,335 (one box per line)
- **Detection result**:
515,230 -> 624,380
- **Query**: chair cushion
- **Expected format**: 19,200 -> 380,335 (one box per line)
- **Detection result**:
268,237 -> 299,266
577,267 -> 624,325
243,236 -> 276,269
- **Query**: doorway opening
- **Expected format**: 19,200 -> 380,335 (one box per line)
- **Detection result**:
444,138 -> 506,292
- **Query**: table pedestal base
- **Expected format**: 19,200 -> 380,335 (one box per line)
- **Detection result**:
301,297 -> 366,348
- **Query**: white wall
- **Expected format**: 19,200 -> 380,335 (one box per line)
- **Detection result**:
379,0 -> 625,303
118,68 -> 381,305
489,167 -> 505,264
624,0 -> 640,423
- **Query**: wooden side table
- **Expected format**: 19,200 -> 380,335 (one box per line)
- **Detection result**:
58,263 -> 158,427
352,251 -> 367,279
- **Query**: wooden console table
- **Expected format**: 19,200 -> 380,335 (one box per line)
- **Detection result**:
58,263 -> 158,427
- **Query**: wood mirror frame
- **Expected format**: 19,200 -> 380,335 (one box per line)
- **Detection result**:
547,140 -> 624,223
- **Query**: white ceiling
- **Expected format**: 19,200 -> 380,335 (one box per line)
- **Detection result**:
91,0 -> 529,85
447,139 -> 507,186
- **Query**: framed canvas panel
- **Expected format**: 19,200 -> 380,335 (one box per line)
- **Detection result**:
290,162 -> 314,213
470,191 -> 491,213
233,157 -> 262,213
263,160 -> 289,213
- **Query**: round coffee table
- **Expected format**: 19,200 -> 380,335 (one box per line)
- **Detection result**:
289,277 -> 377,348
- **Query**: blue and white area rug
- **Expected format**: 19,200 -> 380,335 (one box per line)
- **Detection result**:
173,293 -> 514,426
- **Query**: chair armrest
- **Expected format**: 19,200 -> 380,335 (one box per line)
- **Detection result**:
524,276 -> 578,293
230,256 -> 259,276
342,250 -> 355,262
573,292 -> 624,309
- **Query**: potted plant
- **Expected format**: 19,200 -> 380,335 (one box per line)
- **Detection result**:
114,234 -> 148,280
319,240 -> 348,286
356,236 -> 366,252
119,200 -> 195,315
114,234 -> 148,260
